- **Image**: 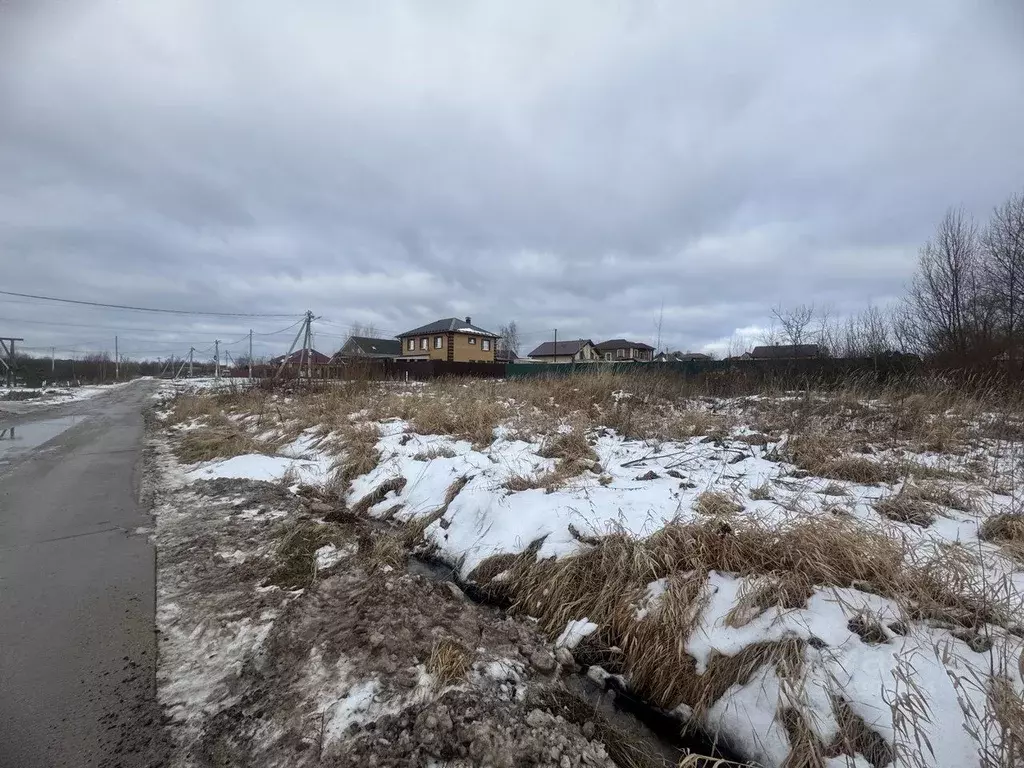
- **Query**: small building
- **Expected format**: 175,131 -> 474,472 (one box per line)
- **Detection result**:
397,317 -> 499,363
333,336 -> 402,362
526,339 -> 598,364
594,339 -> 655,362
270,349 -> 332,367
748,344 -> 821,360
654,351 -> 712,363
495,347 -> 519,364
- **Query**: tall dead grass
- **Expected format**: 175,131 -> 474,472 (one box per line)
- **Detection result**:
472,513 -> 1022,727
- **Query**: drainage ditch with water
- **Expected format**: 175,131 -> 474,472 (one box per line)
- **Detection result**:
406,554 -> 743,767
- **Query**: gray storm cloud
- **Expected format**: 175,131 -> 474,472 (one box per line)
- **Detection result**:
2,0 -> 1023,359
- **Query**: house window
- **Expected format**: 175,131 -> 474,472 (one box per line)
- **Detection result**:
482,339 -> 491,351
420,337 -> 428,350
434,336 -> 443,349
407,338 -> 415,351
604,353 -> 612,361
616,348 -> 624,359
468,337 -> 476,345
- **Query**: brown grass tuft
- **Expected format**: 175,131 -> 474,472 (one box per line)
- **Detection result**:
695,491 -> 744,516
847,613 -> 890,645
874,495 -> 935,527
410,390 -> 502,446
358,530 -> 406,571
268,520 -> 345,589
426,638 -> 471,685
980,513 -> 1024,562
749,482 -> 774,501
902,483 -> 973,512
334,424 -> 382,490
725,573 -> 815,628
824,697 -> 894,768
412,445 -> 457,461
175,417 -> 276,463
988,674 -> 1024,762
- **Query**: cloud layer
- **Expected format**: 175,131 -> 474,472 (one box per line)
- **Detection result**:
3,0 -> 1024,359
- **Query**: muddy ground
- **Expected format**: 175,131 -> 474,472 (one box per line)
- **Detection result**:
145,432 -> 701,768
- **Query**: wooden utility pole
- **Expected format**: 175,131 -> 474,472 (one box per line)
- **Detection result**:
115,335 -> 119,381
248,329 -> 253,380
1,337 -> 24,388
189,347 -> 194,378
214,339 -> 221,379
553,329 -> 557,363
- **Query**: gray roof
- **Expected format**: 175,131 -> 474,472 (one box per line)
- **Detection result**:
339,336 -> 402,357
398,317 -> 498,338
595,338 -> 655,351
749,344 -> 821,359
527,339 -> 594,357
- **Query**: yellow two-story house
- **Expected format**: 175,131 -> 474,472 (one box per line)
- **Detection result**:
397,317 -> 500,363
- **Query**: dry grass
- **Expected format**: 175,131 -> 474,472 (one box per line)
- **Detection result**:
426,638 -> 470,685
175,421 -> 275,463
695,491 -> 744,516
334,424 -> 382,488
268,520 -> 345,589
411,445 -> 457,461
980,514 -> 1024,562
824,697 -> 894,768
902,482 -> 974,512
748,482 -> 774,501
786,433 -> 894,485
358,530 -> 406,571
874,495 -> 936,527
502,470 -> 567,493
988,674 -> 1024,766
410,389 -> 503,446
494,514 -> 1019,687
725,573 -> 815,628
847,612 -> 890,645
538,427 -> 597,466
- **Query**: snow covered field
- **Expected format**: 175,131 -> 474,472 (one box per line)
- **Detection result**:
155,374 -> 1024,767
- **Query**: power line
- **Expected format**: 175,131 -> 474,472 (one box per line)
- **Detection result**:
0,289 -> 301,318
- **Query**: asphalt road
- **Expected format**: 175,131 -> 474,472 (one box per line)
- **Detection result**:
0,381 -> 168,767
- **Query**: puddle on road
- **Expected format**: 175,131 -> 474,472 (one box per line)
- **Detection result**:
0,416 -> 84,462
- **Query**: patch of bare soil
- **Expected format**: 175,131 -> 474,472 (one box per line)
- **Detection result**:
149,436 -> 667,768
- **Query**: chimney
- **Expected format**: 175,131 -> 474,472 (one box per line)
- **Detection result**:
465,316 -> 471,323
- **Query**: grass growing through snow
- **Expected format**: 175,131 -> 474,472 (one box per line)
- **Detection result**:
162,372 -> 1024,767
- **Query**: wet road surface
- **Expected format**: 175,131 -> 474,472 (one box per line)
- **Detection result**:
0,381 -> 168,767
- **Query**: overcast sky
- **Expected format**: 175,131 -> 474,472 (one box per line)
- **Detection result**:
3,1 -> 1024,361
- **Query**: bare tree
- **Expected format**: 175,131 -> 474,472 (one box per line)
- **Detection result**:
983,191 -> 1024,363
904,207 -> 981,361
771,302 -> 816,346
758,320 -> 784,347
498,321 -> 520,356
347,322 -> 379,340
837,304 -> 893,358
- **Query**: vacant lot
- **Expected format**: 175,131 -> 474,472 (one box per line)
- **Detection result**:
155,372 -> 1024,768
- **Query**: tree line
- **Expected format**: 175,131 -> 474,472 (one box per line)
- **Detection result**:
765,189 -> 1024,368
